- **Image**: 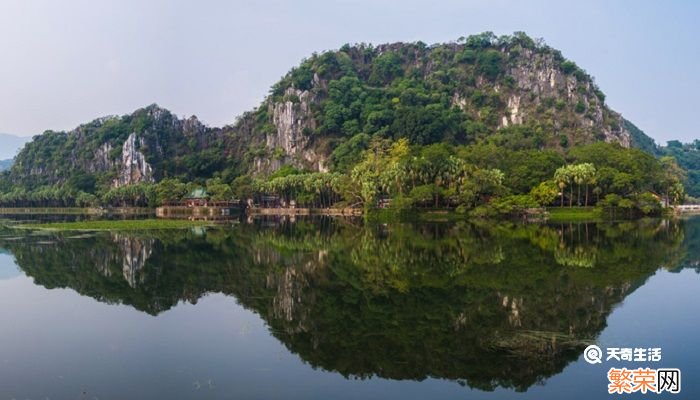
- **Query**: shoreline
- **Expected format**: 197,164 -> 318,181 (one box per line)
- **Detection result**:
0,207 -> 153,215
0,205 -> 687,223
247,207 -> 363,217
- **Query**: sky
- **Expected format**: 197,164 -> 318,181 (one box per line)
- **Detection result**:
0,0 -> 698,144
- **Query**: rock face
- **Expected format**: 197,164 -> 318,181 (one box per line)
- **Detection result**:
182,116 -> 208,147
4,33 -> 656,188
113,133 -> 154,187
254,85 -> 328,174
502,48 -> 631,146
270,88 -> 314,157
92,143 -> 115,172
237,34 -> 639,176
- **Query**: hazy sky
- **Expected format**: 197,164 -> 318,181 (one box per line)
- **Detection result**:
0,0 -> 698,144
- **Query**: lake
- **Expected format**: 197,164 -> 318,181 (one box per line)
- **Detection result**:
0,216 -> 698,399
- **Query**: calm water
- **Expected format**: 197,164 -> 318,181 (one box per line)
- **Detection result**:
0,217 -> 698,399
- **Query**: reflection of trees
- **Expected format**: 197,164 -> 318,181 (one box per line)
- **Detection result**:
0,218 -> 688,391
327,223 -> 508,295
554,244 -> 597,268
251,221 -> 682,391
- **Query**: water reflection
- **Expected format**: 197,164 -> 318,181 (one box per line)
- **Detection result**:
0,251 -> 20,279
0,218 -> 689,392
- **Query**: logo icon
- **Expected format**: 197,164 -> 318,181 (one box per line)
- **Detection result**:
584,344 -> 603,364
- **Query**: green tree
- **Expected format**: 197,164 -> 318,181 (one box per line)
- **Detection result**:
206,178 -> 234,201
578,163 -> 596,206
155,178 -> 188,204
530,181 -> 559,207
554,166 -> 571,207
659,156 -> 686,206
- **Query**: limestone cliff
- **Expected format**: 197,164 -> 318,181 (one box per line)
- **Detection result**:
113,133 -> 154,187
266,86 -> 327,172
252,86 -> 327,173
228,32 -> 637,176
3,32 -> 655,189
500,47 -> 630,146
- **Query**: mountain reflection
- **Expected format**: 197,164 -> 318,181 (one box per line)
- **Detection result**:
0,218 -> 688,391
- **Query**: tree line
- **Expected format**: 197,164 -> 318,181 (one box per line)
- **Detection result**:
0,140 -> 685,217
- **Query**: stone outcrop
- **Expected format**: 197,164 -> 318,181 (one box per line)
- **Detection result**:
6,35 -> 654,187
500,48 -> 631,147
92,142 -> 115,172
254,84 -> 328,174
113,132 -> 154,187
269,88 -> 314,156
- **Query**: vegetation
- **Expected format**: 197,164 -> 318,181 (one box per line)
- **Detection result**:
246,140 -> 682,218
657,140 -> 700,198
617,120 -> 700,200
299,33 -> 622,155
0,32 -> 687,218
546,207 -> 601,221
0,138 -> 684,219
16,219 -> 213,231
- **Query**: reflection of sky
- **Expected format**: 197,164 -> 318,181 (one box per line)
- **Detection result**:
0,257 -> 698,398
0,252 -> 20,279
520,269 -> 700,399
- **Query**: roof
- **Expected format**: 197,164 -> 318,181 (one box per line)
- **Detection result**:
185,188 -> 209,199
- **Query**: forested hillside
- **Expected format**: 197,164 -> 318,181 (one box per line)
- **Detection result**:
659,140 -> 700,197
0,32 -> 686,214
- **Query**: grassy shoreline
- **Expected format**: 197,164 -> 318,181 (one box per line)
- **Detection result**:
367,207 -> 606,223
15,219 -> 214,231
545,207 -> 602,221
0,207 -> 153,215
3,206 -> 655,229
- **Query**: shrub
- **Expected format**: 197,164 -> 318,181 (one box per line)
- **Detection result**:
559,135 -> 569,148
479,194 -> 539,216
561,60 -> 577,74
455,49 -> 477,64
635,192 -> 662,215
530,181 -> 559,206
476,50 -> 504,81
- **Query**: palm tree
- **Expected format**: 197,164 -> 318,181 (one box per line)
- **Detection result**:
579,163 -> 596,207
571,164 -> 585,207
554,167 -> 571,207
593,186 -> 602,204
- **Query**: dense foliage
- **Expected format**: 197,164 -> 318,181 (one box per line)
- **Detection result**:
657,140 -> 700,198
612,121 -> 700,199
275,31 -> 627,162
0,105 -> 233,203
0,139 -> 684,216
0,32 -> 687,215
238,139 -> 679,217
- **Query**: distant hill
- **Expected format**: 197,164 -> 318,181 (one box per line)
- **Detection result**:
617,122 -> 700,198
0,133 -> 30,160
0,159 -> 13,172
658,140 -> 700,197
3,32 -> 649,190
0,32 -> 682,212
624,119 -> 660,156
